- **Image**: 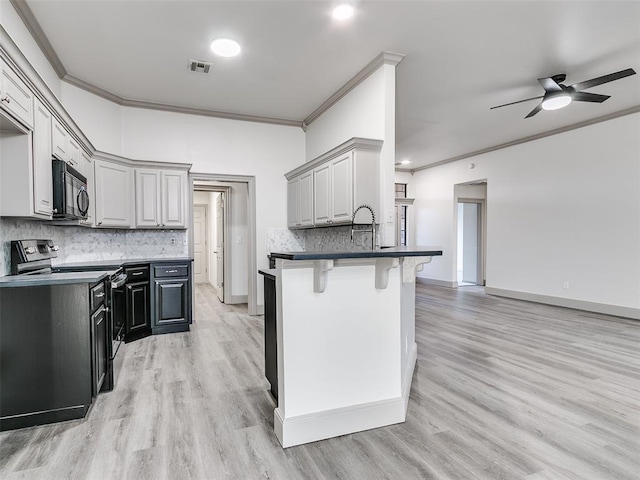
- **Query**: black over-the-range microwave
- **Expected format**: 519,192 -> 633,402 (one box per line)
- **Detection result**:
52,158 -> 90,220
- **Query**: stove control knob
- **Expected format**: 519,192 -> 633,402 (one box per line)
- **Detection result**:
24,246 -> 36,254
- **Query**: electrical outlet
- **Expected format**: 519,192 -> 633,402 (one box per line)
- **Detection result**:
170,238 -> 176,246
563,281 -> 569,289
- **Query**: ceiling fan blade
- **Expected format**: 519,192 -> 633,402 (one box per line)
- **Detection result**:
490,95 -> 544,110
570,68 -> 636,91
572,91 -> 610,103
525,102 -> 543,118
538,77 -> 562,92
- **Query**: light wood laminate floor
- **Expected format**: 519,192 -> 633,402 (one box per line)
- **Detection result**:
1,284 -> 638,479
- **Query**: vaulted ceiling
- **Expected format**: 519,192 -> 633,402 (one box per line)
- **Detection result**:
17,0 -> 640,170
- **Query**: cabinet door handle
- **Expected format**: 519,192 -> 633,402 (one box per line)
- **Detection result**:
1,95 -> 10,104
132,272 -> 143,276
95,292 -> 105,298
167,269 -> 178,273
98,221 -> 103,225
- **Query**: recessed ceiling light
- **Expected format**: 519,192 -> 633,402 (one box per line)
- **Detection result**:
332,3 -> 354,21
210,38 -> 241,57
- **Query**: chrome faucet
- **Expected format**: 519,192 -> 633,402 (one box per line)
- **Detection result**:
351,204 -> 376,250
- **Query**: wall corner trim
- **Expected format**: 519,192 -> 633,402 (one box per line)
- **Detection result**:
303,51 -> 405,127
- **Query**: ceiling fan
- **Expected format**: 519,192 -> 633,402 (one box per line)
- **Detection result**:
491,68 -> 637,118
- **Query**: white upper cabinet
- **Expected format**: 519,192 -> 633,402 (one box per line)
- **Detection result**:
135,168 -> 187,229
52,117 -> 68,161
94,159 -> 133,228
287,177 -> 300,228
313,153 -> 353,226
287,171 -> 314,228
0,59 -> 33,129
161,170 -> 187,228
285,137 -> 382,230
67,136 -> 81,171
32,98 -> 53,216
329,153 -> 352,223
313,163 -> 331,225
298,171 -> 313,227
135,169 -> 161,227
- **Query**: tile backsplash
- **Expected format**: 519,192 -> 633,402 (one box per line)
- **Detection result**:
266,225 -> 371,255
0,218 -> 188,276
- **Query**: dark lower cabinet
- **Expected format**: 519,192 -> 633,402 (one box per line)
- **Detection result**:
260,269 -> 278,401
152,262 -> 191,335
124,265 -> 151,342
1,282 -> 99,431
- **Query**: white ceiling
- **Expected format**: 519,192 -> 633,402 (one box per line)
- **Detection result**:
21,0 -> 640,170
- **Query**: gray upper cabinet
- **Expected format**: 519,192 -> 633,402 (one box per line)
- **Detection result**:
0,58 -> 33,129
94,159 -> 133,228
286,138 -> 381,229
161,171 -> 187,228
32,98 -> 53,217
135,169 -> 161,228
135,168 -> 187,229
52,117 -> 68,161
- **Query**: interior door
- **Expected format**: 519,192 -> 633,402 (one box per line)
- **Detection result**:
193,205 -> 207,284
461,202 -> 480,284
215,194 -> 224,302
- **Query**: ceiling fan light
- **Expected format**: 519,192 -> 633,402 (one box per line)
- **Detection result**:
541,92 -> 572,111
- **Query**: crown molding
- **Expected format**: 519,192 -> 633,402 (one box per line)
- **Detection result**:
303,51 -> 405,128
92,150 -> 192,171
0,25 -> 95,154
285,137 -> 383,179
7,1 -> 404,132
64,74 -> 303,128
9,0 -> 67,78
411,105 -> 640,173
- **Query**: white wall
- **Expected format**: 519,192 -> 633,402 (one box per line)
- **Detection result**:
305,65 -> 397,245
60,83 -> 123,154
410,113 -> 640,312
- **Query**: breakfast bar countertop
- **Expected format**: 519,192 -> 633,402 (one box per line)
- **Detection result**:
269,246 -> 443,261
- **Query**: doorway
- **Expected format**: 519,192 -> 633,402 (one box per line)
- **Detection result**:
191,173 -> 257,314
455,182 -> 487,287
457,201 -> 482,285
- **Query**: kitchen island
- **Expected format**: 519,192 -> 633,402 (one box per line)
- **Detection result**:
268,246 -> 442,447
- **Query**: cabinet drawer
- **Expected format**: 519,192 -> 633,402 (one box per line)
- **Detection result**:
90,282 -> 106,312
125,265 -> 149,281
154,264 -> 189,278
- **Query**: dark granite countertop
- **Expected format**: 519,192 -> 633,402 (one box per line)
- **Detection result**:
54,257 -> 193,271
259,269 -> 277,278
0,270 -> 117,288
269,246 -> 443,261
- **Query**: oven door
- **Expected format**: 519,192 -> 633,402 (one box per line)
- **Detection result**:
102,271 -> 126,391
111,272 -> 127,357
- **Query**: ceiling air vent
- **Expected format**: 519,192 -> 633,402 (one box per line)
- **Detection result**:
188,59 -> 212,74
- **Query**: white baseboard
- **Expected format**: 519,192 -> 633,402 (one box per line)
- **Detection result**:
228,294 -> 248,304
274,396 -> 407,448
485,287 -> 640,320
416,277 -> 457,288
